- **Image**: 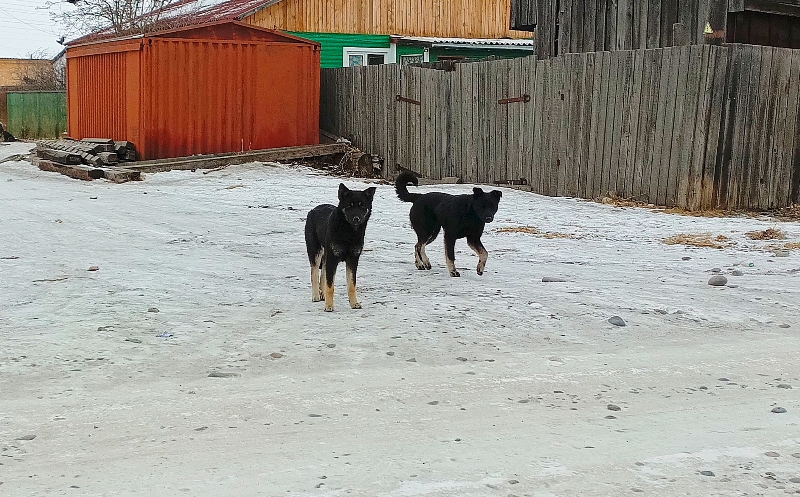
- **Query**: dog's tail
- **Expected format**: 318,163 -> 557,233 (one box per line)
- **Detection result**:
395,172 -> 420,203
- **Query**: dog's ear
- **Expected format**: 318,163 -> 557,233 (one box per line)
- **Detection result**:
338,183 -> 350,201
491,190 -> 502,199
473,187 -> 484,197
365,186 -> 377,199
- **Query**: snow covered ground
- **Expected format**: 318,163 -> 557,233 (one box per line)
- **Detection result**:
1,142 -> 799,496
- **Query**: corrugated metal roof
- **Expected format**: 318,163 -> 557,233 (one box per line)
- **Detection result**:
68,0 -> 281,45
392,36 -> 535,49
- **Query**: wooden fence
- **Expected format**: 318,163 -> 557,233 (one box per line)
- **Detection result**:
321,44 -> 800,211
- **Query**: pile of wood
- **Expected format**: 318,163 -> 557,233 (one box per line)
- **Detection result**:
34,138 -> 141,183
37,138 -> 137,167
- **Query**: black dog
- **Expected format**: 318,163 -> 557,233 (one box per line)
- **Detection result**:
395,172 -> 502,277
305,184 -> 376,311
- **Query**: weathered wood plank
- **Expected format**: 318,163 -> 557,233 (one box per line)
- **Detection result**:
738,46 -> 764,210
562,53 -> 580,197
616,49 -> 636,198
549,56 -> 567,196
676,45 -> 703,209
667,46 -> 692,208
766,48 -> 792,209
688,45 -> 713,211
648,48 -> 670,204
622,48 -> 644,199
656,47 -> 680,206
701,46 -> 728,210
781,49 -> 800,207
576,52 -> 594,198
607,50 -> 628,198
790,50 -> 800,205
36,159 -> 104,181
126,144 -> 349,173
592,50 -> 613,199
755,47 -> 778,210
580,52 -> 599,199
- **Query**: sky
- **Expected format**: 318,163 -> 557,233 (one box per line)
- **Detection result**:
0,0 -> 73,59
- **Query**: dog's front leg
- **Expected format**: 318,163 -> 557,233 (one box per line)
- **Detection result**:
346,258 -> 362,309
467,236 -> 488,275
324,257 -> 338,312
444,235 -> 460,277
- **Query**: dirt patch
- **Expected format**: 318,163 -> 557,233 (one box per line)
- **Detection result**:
769,205 -> 800,222
495,226 -> 575,239
663,233 -> 734,249
765,242 -> 800,252
598,196 -> 654,209
746,228 -> 786,240
596,196 -> 746,219
659,207 -> 742,218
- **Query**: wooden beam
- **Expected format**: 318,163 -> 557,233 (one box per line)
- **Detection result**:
743,0 -> 800,17
102,167 -> 142,183
37,159 -> 104,181
125,143 -> 350,174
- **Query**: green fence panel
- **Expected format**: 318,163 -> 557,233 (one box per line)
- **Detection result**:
7,91 -> 67,139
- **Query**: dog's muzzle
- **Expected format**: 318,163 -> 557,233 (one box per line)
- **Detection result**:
345,208 -> 370,227
484,215 -> 494,223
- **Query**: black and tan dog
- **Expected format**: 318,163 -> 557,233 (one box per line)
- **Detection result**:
395,172 -> 502,277
305,184 -> 376,311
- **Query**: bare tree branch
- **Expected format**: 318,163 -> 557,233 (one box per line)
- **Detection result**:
45,0 -> 206,40
12,51 -> 65,91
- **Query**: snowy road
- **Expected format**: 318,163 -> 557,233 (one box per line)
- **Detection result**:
1,142 -> 799,496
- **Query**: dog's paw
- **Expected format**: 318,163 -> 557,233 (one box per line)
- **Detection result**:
424,262 -> 432,270
476,267 -> 484,276
415,262 -> 427,270
350,302 -> 362,309
312,295 -> 322,302
450,270 -> 461,277
324,306 -> 334,312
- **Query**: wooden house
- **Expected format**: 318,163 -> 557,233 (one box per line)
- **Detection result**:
82,0 -> 535,68
247,0 -> 534,67
0,58 -> 53,88
511,0 -> 800,58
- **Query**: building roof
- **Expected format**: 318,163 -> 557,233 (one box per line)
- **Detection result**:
68,0 -> 280,45
391,36 -> 535,50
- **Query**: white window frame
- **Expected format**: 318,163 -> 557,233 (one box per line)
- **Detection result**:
343,46 -> 395,67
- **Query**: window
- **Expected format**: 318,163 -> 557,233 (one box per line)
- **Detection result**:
348,54 -> 366,66
400,54 -> 424,65
343,47 -> 391,67
367,54 -> 385,65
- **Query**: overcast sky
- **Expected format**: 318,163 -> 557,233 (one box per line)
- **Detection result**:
0,1 -> 73,59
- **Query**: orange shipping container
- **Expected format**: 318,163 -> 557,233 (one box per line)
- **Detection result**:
66,21 -> 320,160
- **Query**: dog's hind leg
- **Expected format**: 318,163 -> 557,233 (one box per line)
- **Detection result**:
467,236 -> 488,275
414,242 -> 432,270
317,252 -> 327,302
346,258 -> 361,309
414,227 -> 439,270
311,250 -> 323,302
443,235 -> 460,277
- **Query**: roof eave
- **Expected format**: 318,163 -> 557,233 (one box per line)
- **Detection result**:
236,0 -> 283,20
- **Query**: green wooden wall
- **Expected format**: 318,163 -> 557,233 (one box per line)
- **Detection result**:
286,32 -> 391,68
7,91 -> 67,139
